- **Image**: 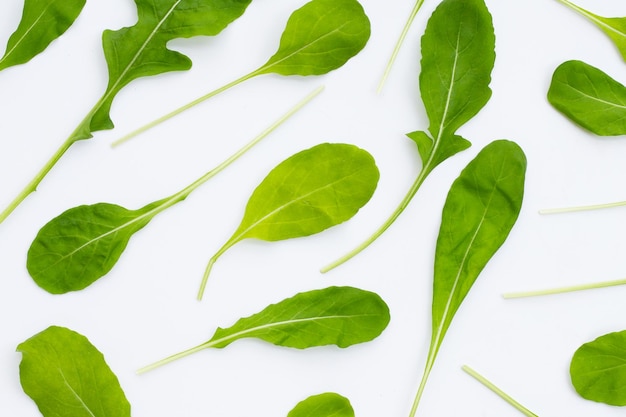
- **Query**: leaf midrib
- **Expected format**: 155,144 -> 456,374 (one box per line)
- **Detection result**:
58,368 -> 97,417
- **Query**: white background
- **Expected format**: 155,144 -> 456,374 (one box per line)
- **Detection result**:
1,0 -> 626,416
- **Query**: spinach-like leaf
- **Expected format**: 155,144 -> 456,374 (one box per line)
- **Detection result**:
18,326 -> 131,417
113,0 -> 370,146
323,0 -> 496,272
556,0 -> 626,62
0,0 -> 86,71
198,142 -> 379,300
26,88 -> 322,294
0,0 -> 253,224
409,140 -> 526,416
548,60 -> 626,136
138,286 -> 390,373
288,393 -> 354,417
570,330 -> 626,406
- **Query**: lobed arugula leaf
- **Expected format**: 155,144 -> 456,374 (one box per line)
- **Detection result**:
288,393 -> 354,417
26,88 -> 322,294
323,0 -> 496,272
570,330 -> 626,406
556,0 -> 626,62
0,0 -> 253,224
18,326 -> 131,417
548,60 -> 626,136
113,0 -> 371,146
138,286 -> 390,373
198,142 -> 380,299
409,140 -> 527,416
0,0 -> 86,71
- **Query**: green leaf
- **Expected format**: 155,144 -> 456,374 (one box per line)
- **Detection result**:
409,140 -> 527,416
570,330 -> 626,406
113,0 -> 370,146
322,0 -> 495,272
18,326 -> 130,417
548,60 -> 626,136
26,89 -> 321,294
287,393 -> 355,417
138,286 -> 390,373
556,0 -> 626,62
198,143 -> 379,299
0,0 -> 86,71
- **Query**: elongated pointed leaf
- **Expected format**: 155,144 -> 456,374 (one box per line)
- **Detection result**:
0,0 -> 86,71
557,0 -> 626,62
18,326 -> 130,417
570,330 -> 626,406
256,0 -> 370,76
288,393 -> 354,417
548,60 -> 626,136
27,201 -> 162,294
82,0 -> 253,139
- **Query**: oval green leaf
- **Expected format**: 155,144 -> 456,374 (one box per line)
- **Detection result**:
257,0 -> 371,76
18,326 -> 130,417
571,330 -> 626,406
0,0 -> 86,71
288,393 -> 355,417
548,60 -> 626,136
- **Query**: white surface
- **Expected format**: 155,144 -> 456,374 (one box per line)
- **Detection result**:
1,0 -> 626,416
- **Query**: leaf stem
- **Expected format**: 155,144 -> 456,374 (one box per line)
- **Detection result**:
377,0 -> 425,93
503,277 -> 626,299
111,70 -> 262,147
408,351 -> 436,417
462,365 -> 538,417
539,199 -> 626,214
137,341 -> 210,374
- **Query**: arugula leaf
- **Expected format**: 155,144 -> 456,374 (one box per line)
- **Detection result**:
570,330 -> 626,406
0,0 -> 253,224
556,0 -> 626,62
409,140 -> 526,416
288,393 -> 354,417
0,0 -> 86,71
26,88 -> 322,294
548,60 -> 626,136
113,0 -> 371,146
18,326 -> 131,417
198,142 -> 380,300
322,0 -> 496,272
138,286 -> 390,373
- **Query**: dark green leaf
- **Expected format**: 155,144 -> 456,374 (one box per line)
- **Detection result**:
410,140 -> 526,415
287,393 -> 355,417
0,0 -> 86,71
548,60 -> 626,136
18,326 -> 130,417
139,286 -> 390,372
570,330 -> 626,406
257,0 -> 370,76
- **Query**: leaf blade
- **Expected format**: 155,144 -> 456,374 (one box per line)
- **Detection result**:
287,393 -> 355,417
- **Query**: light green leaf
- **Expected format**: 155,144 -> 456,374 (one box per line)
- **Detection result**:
410,140 -> 527,416
199,143 -> 379,299
556,0 -> 626,62
18,326 -> 130,417
139,286 -> 390,373
288,393 -> 355,417
570,330 -> 626,406
323,0 -> 495,272
0,0 -> 86,71
548,60 -> 626,136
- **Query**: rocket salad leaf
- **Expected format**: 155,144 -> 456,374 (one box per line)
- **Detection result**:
288,393 -> 354,417
0,0 -> 253,224
113,0 -> 370,146
18,326 -> 131,417
323,0 -> 496,272
0,0 -> 86,71
198,142 -> 380,300
409,140 -> 527,416
26,88 -> 322,294
138,286 -> 390,373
